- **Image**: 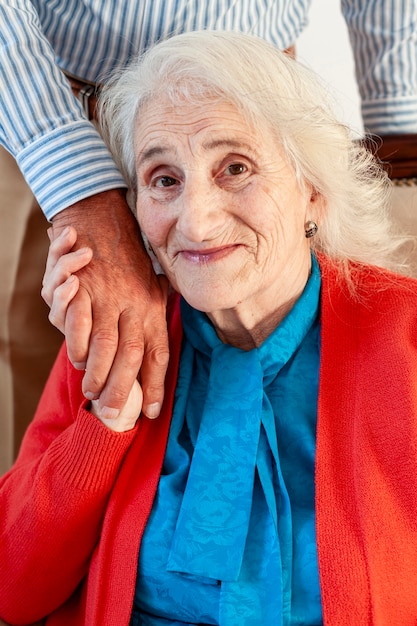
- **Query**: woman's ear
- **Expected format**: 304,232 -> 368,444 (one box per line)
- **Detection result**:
308,187 -> 327,221
304,187 -> 327,239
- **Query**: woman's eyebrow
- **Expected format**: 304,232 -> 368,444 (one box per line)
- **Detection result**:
202,138 -> 255,153
136,145 -> 169,167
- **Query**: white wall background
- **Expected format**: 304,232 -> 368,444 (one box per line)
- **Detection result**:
296,0 -> 364,136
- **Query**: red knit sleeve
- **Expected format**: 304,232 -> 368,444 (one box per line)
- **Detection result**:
0,343 -> 138,624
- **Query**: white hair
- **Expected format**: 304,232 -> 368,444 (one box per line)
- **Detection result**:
99,29 -> 412,278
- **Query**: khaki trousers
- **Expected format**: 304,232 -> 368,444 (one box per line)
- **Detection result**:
0,146 -> 62,475
389,182 -> 417,274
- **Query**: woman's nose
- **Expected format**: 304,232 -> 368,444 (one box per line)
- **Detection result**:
176,179 -> 225,243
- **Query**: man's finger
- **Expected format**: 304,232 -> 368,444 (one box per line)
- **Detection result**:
65,288 -> 93,370
92,317 -> 145,417
139,276 -> 170,418
81,305 -> 145,407
139,338 -> 170,419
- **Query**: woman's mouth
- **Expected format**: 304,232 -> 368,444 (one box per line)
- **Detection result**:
179,245 -> 240,264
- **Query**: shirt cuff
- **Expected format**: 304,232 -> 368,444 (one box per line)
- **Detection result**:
362,96 -> 417,135
16,121 -> 127,220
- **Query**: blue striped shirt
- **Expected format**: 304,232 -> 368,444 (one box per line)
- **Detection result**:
1,0 -> 416,219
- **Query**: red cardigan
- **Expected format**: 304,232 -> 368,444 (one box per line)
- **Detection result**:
1,257 -> 417,626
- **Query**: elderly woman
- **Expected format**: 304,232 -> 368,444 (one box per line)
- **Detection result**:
1,30 -> 417,626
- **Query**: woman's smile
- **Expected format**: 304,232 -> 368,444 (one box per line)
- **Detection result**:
178,244 -> 241,264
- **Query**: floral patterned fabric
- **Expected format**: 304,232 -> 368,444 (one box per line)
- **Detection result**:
132,257 -> 322,625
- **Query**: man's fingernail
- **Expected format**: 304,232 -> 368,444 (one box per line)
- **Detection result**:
74,361 -> 87,370
144,403 -> 161,419
100,406 -> 120,420
84,390 -> 99,401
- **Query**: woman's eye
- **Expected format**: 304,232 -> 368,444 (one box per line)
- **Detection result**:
154,176 -> 178,188
225,163 -> 247,176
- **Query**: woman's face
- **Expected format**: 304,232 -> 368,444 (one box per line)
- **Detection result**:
135,97 -> 320,337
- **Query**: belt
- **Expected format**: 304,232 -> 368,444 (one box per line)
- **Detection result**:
66,75 -> 100,121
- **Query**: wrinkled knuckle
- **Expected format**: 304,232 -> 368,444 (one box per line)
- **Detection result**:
120,340 -> 145,366
84,371 -> 105,391
108,385 -> 134,406
91,331 -> 118,353
151,346 -> 170,367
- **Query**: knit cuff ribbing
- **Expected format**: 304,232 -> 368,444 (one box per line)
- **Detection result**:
47,407 -> 138,493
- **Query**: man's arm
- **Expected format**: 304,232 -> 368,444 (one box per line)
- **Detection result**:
1,2 -> 170,417
0,1 -> 128,217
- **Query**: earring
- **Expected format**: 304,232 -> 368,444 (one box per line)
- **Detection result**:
305,221 -> 318,238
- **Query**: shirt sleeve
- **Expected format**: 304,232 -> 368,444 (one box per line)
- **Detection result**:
341,0 -> 417,135
0,0 -> 126,220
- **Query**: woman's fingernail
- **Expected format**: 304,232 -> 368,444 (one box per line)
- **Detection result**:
144,403 -> 161,419
100,406 -> 120,420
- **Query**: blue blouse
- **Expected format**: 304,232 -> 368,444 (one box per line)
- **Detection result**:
131,257 -> 322,626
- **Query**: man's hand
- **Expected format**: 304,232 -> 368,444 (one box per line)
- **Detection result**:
47,189 -> 170,419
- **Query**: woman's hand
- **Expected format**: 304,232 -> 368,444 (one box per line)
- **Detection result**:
91,378 -> 143,432
42,226 -> 93,333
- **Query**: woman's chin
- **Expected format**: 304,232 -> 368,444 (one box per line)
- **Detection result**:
180,285 -> 239,315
